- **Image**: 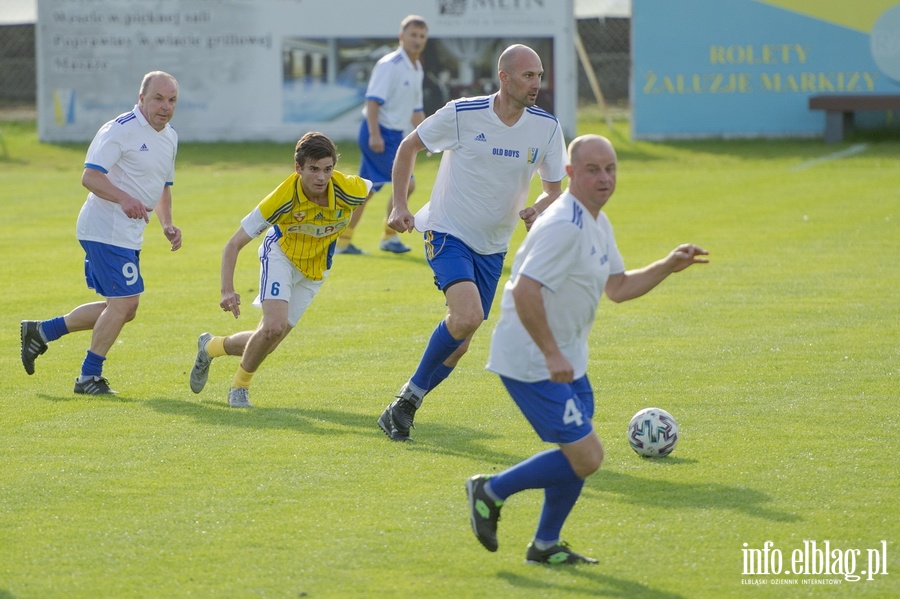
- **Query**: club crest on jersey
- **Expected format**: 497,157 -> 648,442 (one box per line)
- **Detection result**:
527,147 -> 539,164
293,211 -> 307,222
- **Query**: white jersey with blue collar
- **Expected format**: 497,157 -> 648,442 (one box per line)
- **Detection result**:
487,190 -> 625,382
362,47 -> 424,133
76,105 -> 178,250
414,93 -> 567,255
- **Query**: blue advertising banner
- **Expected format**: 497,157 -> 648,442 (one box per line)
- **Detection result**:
631,0 -> 900,139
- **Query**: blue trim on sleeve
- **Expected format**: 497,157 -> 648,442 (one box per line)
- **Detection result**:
84,163 -> 109,174
456,98 -> 490,113
526,106 -> 559,122
115,112 -> 137,125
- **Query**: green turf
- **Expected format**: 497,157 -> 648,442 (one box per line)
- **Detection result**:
1,113 -> 897,598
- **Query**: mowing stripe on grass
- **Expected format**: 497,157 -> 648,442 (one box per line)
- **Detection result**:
789,143 -> 868,171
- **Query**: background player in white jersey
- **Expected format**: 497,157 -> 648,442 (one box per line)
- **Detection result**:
336,14 -> 428,255
466,135 -> 709,564
188,132 -> 371,408
377,44 -> 567,441
20,71 -> 181,395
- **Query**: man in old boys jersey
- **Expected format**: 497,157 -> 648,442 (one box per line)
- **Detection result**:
377,44 -> 567,441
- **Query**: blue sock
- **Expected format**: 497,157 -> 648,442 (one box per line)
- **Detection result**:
426,363 -> 455,393
41,316 -> 69,342
534,475 -> 585,544
80,350 -> 106,378
409,321 -> 463,391
488,449 -> 579,500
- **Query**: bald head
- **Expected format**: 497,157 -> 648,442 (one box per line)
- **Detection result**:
566,135 -> 618,215
568,134 -> 616,165
498,44 -> 541,74
139,71 -> 178,97
138,71 -> 178,131
496,44 -> 544,111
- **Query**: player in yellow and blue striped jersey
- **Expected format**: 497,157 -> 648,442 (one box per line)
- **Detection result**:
188,132 -> 371,408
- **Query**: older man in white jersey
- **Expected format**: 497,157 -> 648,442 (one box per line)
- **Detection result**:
466,134 -> 709,564
20,71 -> 182,395
377,44 -> 567,441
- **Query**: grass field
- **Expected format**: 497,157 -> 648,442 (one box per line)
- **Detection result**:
1,112 -> 898,598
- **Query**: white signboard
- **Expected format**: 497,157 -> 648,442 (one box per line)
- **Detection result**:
36,0 -> 576,142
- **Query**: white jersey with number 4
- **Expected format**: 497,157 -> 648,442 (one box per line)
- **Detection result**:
414,93 -> 566,255
487,190 -> 625,382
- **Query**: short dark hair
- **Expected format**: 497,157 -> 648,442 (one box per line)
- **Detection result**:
401,15 -> 427,32
294,132 -> 339,167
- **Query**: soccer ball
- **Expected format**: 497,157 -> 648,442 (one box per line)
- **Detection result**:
628,407 -> 679,457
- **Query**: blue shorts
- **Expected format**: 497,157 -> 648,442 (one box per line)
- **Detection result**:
358,122 -> 406,192
500,375 -> 595,445
80,240 -> 144,298
424,231 -> 505,319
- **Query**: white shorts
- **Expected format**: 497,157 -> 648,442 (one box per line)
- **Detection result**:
254,238 -> 327,327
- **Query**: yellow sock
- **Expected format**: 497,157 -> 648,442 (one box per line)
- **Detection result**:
382,221 -> 396,241
206,336 -> 227,358
232,365 -> 254,389
338,227 -> 355,248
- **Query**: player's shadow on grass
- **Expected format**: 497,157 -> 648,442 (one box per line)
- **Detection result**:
386,420 -> 531,465
497,569 -> 686,598
37,392 -> 137,404
585,469 -> 801,523
143,397 -> 527,466
145,397 -> 386,436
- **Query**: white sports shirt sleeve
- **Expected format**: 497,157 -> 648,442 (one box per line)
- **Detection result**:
487,190 -> 625,382
76,105 -> 178,250
414,94 -> 567,255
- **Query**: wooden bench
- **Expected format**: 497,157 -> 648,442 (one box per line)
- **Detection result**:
808,94 -> 900,143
